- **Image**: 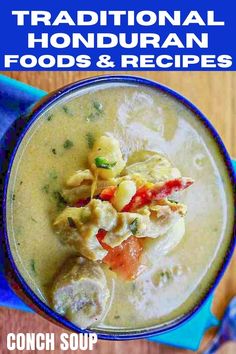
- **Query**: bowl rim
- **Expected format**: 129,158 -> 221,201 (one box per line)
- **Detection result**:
2,74 -> 236,340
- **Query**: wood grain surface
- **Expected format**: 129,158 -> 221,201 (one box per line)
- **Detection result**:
0,71 -> 235,354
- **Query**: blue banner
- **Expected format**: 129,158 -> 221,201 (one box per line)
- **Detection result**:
0,0 -> 235,70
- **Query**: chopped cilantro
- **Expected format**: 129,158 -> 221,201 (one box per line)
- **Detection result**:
93,101 -> 103,113
95,156 -> 117,169
30,259 -> 36,274
63,139 -> 74,149
67,217 -> 77,228
86,132 -> 95,149
129,218 -> 138,235
47,114 -> 53,121
168,199 -> 178,204
42,184 -> 50,194
62,105 -> 73,116
86,101 -> 103,122
53,191 -> 67,210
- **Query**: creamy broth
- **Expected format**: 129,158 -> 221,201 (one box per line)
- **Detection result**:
6,81 -> 234,331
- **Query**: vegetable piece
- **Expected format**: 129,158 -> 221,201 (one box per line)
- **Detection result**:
97,231 -> 143,280
95,157 -> 117,169
52,257 -> 110,329
103,236 -> 143,280
63,179 -> 118,206
123,177 -> 194,212
96,229 -> 108,245
125,154 -> 181,183
111,180 -> 136,211
88,136 -> 126,179
99,186 -> 117,201
63,139 -> 74,149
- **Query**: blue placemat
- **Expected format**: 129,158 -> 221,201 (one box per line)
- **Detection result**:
0,74 -> 46,311
0,74 -> 226,351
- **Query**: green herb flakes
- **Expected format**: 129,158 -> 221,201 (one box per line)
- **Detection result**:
53,191 -> 67,210
129,218 -> 138,235
95,156 -> 117,169
47,114 -> 53,121
86,132 -> 95,149
93,101 -> 103,113
86,101 -> 103,122
42,184 -> 50,194
62,105 -> 73,116
63,139 -> 74,150
30,259 -> 37,274
86,113 -> 96,122
51,148 -> 57,155
49,170 -> 58,180
67,217 -> 77,228
168,199 -> 178,204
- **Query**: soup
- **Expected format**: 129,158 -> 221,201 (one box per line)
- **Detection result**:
6,80 -> 234,332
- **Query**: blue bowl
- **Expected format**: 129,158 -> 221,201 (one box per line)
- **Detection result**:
2,75 -> 236,340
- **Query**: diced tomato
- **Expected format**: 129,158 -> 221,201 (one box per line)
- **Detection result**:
97,230 -> 143,280
122,185 -> 150,212
99,186 -> 117,201
103,237 -> 143,280
96,229 -> 108,247
123,177 -> 193,212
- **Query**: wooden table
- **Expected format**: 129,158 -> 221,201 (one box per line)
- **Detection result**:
0,71 -> 236,354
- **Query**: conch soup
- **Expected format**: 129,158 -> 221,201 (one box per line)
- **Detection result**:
6,81 -> 234,332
